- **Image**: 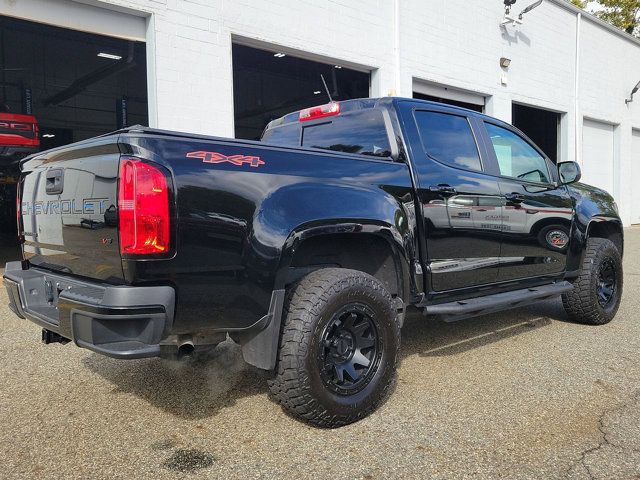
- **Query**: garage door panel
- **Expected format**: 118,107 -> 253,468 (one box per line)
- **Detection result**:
2,0 -> 146,41
582,119 -> 615,196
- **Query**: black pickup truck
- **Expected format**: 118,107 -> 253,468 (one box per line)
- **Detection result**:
4,97 -> 623,427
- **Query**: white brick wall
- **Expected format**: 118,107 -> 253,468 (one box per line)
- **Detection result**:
8,0 -> 640,223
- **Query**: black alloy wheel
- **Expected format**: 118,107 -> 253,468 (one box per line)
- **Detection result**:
319,303 -> 381,395
596,257 -> 617,308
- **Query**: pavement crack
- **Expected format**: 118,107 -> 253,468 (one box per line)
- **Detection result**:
566,390 -> 640,479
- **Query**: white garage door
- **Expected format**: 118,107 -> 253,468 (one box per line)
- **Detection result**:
582,119 -> 615,196
632,130 -> 640,224
2,0 -> 146,41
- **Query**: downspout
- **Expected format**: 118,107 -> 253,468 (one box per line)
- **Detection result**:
574,12 -> 582,164
394,0 -> 401,95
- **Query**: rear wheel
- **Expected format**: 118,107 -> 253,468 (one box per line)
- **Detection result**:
562,237 -> 623,325
269,268 -> 400,428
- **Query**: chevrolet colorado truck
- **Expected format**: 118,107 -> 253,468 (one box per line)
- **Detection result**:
4,97 -> 623,427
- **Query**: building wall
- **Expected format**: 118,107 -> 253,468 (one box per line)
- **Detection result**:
3,0 -> 640,224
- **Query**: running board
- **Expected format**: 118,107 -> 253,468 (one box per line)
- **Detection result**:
424,281 -> 573,323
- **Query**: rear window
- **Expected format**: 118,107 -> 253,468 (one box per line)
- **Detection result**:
261,123 -> 300,146
262,109 -> 392,159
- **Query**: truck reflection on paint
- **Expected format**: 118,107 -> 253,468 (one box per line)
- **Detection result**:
425,194 -> 573,251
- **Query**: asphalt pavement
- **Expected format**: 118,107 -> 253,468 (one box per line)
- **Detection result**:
1,228 -> 640,479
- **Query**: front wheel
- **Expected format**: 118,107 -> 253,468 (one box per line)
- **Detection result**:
269,268 -> 400,428
562,237 -> 623,325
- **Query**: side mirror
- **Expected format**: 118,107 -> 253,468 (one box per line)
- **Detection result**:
558,161 -> 581,185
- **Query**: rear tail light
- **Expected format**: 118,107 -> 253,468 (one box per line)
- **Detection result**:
118,158 -> 170,256
299,102 -> 340,122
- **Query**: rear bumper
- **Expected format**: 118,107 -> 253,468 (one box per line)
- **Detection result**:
3,261 -> 175,359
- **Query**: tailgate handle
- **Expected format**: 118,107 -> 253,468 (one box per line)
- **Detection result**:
45,168 -> 64,195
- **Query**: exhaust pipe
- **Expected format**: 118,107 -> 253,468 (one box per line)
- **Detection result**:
177,339 -> 195,359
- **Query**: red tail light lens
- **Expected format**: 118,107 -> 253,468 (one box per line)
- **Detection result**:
299,102 -> 340,122
118,158 -> 170,255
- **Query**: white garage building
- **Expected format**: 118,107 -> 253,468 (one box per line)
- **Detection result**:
2,0 -> 640,225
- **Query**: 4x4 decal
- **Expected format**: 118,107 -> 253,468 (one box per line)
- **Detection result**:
186,150 -> 265,168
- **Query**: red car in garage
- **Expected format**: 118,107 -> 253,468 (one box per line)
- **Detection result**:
0,110 -> 40,165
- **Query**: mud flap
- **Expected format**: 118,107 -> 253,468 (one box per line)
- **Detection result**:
240,289 -> 285,370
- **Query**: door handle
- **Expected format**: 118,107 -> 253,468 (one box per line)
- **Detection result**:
504,192 -> 525,203
428,184 -> 457,195
45,168 -> 64,195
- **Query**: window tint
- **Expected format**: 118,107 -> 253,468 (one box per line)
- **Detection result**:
301,109 -> 392,158
261,123 -> 301,146
485,123 -> 551,184
414,111 -> 482,171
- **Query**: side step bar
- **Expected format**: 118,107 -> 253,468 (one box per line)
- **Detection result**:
424,281 -> 573,323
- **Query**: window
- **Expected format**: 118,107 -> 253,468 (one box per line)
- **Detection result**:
414,111 -> 482,171
485,123 -> 551,184
301,109 -> 392,158
260,123 -> 301,146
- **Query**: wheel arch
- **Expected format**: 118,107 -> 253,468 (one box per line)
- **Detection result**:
275,221 -> 414,305
587,218 -> 624,255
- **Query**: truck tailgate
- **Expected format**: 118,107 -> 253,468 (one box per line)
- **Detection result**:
19,140 -> 124,282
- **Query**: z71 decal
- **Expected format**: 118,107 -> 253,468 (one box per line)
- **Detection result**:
186,151 -> 265,168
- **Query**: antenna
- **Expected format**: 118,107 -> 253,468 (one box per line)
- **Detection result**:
320,74 -> 334,103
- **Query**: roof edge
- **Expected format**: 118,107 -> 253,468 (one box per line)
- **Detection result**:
549,0 -> 640,48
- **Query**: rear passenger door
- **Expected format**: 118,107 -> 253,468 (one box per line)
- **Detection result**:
400,104 -> 503,292
481,121 -> 574,282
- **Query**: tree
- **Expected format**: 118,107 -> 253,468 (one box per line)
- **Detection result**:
570,0 -> 640,37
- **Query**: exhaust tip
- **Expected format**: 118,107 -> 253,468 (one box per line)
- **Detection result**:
177,341 -> 195,359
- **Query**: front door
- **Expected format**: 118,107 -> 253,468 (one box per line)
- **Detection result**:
482,121 -> 573,282
402,104 -> 503,292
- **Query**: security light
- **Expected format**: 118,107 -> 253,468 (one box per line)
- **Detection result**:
334,65 -> 342,69
97,52 -> 122,60
42,133 -> 55,138
625,81 -> 640,105
500,57 -> 512,68
273,52 -> 286,58
501,0 -> 543,27
313,91 -> 321,95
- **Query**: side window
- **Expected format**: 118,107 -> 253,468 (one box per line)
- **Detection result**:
485,123 -> 551,184
414,110 -> 482,172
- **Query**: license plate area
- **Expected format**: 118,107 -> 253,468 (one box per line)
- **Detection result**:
16,273 -> 79,327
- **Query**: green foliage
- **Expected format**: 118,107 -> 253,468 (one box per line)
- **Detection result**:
569,0 -> 640,37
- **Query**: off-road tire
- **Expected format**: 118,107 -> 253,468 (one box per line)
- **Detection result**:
562,237 -> 623,325
269,268 -> 400,428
